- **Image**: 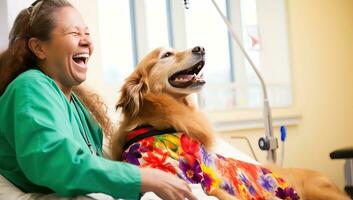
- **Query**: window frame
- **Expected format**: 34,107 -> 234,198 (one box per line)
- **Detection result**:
131,0 -> 293,112
117,0 -> 298,130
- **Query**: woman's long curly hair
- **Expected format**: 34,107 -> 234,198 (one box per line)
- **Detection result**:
0,0 -> 113,146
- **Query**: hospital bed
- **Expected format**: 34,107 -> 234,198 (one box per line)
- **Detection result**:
0,137 -> 258,200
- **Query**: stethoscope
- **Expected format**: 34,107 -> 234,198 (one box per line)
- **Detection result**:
71,95 -> 99,156
34,67 -> 99,156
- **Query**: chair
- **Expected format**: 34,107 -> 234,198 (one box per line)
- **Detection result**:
330,147 -> 353,199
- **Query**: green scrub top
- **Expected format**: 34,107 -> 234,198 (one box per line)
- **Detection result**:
0,69 -> 141,199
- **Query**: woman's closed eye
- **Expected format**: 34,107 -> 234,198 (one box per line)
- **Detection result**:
68,31 -> 80,36
67,32 -> 90,39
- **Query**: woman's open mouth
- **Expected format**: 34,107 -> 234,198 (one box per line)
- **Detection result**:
168,59 -> 205,88
72,53 -> 89,69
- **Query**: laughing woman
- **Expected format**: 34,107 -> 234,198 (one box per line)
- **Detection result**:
0,1 -> 196,200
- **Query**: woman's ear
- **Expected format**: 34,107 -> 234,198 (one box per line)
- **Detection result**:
116,71 -> 147,118
27,38 -> 47,59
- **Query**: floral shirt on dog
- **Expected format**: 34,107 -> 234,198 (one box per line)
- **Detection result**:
122,126 -> 300,200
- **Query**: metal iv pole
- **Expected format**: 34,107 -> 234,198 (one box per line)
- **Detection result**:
208,0 -> 279,163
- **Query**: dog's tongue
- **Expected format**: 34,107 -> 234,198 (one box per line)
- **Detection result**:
175,74 -> 194,81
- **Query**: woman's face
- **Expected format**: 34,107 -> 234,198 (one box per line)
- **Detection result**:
41,6 -> 94,88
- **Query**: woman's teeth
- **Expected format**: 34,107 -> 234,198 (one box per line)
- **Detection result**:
72,53 -> 89,67
73,53 -> 89,59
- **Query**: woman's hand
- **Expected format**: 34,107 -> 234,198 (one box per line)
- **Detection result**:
140,168 -> 197,200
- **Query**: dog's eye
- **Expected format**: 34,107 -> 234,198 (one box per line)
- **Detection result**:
161,52 -> 173,59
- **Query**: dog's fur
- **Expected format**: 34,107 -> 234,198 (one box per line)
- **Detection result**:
112,47 -> 349,200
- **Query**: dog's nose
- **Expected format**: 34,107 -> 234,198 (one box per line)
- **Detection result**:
192,46 -> 205,56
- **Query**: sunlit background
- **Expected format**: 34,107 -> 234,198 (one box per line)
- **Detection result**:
96,0 -> 292,112
1,0 -> 353,190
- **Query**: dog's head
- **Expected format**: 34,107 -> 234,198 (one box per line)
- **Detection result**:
117,46 -> 206,117
145,46 -> 206,95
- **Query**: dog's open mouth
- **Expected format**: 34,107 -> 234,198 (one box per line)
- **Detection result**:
168,60 -> 205,88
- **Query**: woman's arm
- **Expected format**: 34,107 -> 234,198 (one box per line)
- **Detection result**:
2,71 -> 196,200
4,74 -> 140,199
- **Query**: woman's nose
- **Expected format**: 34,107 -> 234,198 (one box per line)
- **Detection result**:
79,34 -> 92,47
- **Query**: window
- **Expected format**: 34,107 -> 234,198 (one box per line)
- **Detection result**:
183,0 -> 292,110
98,0 -> 134,87
0,0 -> 33,49
239,0 -> 263,108
98,0 -> 292,112
185,0 -> 231,86
184,0 -> 234,110
144,0 -> 171,50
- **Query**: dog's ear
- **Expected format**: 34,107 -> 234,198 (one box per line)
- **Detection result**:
116,71 -> 147,118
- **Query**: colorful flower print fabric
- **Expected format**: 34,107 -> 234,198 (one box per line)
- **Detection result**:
122,127 -> 300,200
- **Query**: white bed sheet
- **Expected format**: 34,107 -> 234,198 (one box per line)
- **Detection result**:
213,136 -> 259,165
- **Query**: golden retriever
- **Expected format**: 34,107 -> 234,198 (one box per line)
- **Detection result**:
112,47 -> 349,200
